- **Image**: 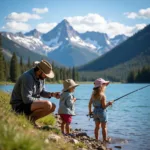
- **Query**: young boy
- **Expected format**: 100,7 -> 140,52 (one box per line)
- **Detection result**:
58,79 -> 79,136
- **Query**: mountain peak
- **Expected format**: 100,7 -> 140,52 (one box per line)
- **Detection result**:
25,29 -> 42,38
16,32 -> 24,37
42,19 -> 79,43
61,19 -> 70,25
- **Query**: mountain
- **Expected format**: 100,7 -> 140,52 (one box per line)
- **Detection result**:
80,32 -> 128,55
78,24 -> 150,80
1,33 -> 61,66
24,29 -> 42,38
1,19 -> 128,67
2,31 -> 52,56
42,19 -> 99,66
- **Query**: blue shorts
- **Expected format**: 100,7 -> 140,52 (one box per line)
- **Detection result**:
93,108 -> 107,123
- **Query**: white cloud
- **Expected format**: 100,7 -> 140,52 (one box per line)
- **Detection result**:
32,7 -> 48,14
2,21 -> 31,32
65,13 -> 147,38
36,22 -> 57,33
6,12 -> 41,22
125,7 -> 150,19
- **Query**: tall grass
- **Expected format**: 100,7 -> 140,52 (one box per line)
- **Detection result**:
0,91 -> 74,150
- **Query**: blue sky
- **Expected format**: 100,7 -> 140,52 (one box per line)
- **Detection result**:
0,0 -> 150,37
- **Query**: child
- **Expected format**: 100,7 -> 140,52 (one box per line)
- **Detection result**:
58,79 -> 79,136
88,78 -> 113,142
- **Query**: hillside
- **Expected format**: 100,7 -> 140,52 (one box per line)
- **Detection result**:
78,24 -> 150,71
79,52 -> 150,81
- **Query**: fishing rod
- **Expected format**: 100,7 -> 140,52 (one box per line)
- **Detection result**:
77,84 -> 150,102
113,84 -> 150,102
85,84 -> 150,118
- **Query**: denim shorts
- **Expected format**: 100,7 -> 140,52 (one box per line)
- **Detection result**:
93,108 -> 107,123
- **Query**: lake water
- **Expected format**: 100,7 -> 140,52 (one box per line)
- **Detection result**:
0,83 -> 150,150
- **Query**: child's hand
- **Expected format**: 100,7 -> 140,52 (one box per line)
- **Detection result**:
108,101 -> 113,106
88,112 -> 93,118
53,92 -> 61,99
73,98 -> 76,102
89,111 -> 93,115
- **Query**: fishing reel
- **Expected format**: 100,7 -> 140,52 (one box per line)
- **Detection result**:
87,113 -> 94,118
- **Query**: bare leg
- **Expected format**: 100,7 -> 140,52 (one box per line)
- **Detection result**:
66,123 -> 70,134
95,121 -> 101,140
61,121 -> 66,134
101,122 -> 107,141
29,100 -> 56,127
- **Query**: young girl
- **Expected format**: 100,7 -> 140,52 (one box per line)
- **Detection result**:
58,79 -> 79,135
88,78 -> 113,142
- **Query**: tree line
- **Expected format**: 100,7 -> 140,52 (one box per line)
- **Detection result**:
127,66 -> 150,83
0,34 -> 79,82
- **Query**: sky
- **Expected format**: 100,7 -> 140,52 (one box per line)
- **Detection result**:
0,0 -> 150,38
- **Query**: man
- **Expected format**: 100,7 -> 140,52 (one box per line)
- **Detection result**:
10,60 -> 60,128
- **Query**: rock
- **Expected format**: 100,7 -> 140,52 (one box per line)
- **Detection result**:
48,134 -> 61,142
75,128 -> 82,131
114,145 -> 122,149
44,138 -> 49,144
70,138 -> 79,144
76,132 -> 88,137
97,145 -> 107,150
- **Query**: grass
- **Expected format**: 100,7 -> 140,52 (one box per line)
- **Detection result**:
0,91 -> 74,150
0,81 -> 14,85
38,114 -> 56,126
74,142 -> 87,149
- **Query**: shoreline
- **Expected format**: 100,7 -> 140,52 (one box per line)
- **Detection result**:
0,90 -> 109,150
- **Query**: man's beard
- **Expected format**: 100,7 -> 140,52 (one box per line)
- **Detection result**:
39,72 -> 45,80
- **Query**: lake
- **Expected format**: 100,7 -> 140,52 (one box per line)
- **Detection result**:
0,83 -> 150,150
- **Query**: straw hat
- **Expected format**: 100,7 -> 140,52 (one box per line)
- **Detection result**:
63,79 -> 79,91
93,78 -> 110,89
36,60 -> 54,78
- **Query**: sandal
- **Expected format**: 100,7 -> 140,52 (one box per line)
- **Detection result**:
34,124 -> 42,129
103,137 -> 111,143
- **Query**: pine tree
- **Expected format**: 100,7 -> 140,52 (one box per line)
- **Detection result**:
27,56 -> 31,68
4,61 -> 9,81
127,70 -> 137,83
0,33 -> 5,81
72,67 -> 76,81
20,56 -> 23,66
10,52 -> 19,82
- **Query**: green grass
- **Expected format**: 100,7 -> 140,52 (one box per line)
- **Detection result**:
0,91 -> 74,150
37,114 -> 56,126
74,142 -> 87,149
0,81 -> 14,85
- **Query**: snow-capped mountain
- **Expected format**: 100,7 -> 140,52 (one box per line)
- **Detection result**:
80,32 -> 128,55
24,29 -> 42,39
110,34 -> 128,47
2,31 -> 52,56
42,19 -> 97,51
2,19 -> 128,67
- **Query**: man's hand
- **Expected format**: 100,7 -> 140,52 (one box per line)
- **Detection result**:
53,92 -> 60,99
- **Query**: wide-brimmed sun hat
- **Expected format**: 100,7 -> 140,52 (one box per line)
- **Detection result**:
63,79 -> 79,92
93,78 -> 110,89
36,60 -> 54,78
